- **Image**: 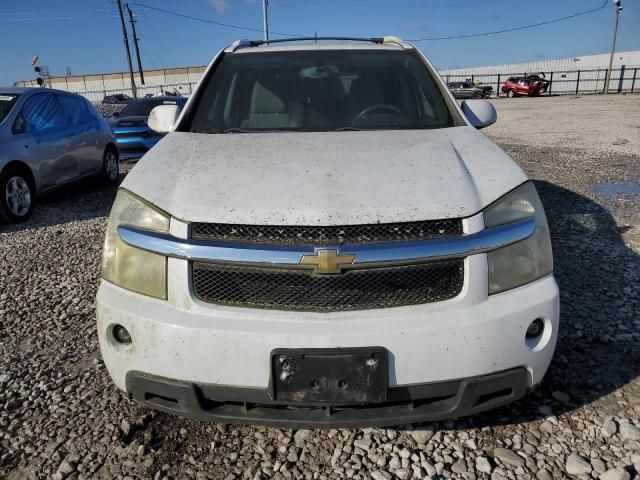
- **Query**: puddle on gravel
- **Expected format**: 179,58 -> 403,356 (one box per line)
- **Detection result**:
591,181 -> 640,199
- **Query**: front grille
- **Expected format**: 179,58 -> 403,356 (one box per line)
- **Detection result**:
192,260 -> 464,312
191,219 -> 463,245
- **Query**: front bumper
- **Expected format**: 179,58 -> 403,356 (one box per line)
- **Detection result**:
126,368 -> 529,428
97,256 -> 559,427
114,134 -> 160,160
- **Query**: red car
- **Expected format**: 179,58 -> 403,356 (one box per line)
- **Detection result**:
501,75 -> 549,97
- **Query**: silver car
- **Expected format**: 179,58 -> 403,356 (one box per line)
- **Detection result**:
447,81 -> 483,99
0,87 -> 119,222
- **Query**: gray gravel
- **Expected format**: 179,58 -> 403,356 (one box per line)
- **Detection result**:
1,95 -> 639,479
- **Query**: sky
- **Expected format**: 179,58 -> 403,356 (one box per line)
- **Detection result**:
0,0 -> 639,86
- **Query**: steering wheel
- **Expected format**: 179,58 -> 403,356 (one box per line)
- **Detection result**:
352,104 -> 403,124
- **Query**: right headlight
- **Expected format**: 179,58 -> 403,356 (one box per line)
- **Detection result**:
484,181 -> 553,294
101,189 -> 169,299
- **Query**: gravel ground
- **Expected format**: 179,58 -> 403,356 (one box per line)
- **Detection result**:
1,94 -> 639,480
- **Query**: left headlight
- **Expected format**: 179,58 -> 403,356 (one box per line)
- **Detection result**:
101,189 -> 169,299
484,181 -> 553,294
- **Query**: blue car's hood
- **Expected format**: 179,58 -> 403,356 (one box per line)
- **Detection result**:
109,116 -> 149,129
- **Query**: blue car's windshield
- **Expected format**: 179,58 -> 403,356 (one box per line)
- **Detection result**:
0,94 -> 21,124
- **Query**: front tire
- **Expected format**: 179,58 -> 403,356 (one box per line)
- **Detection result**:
507,90 -> 516,98
0,167 -> 34,223
101,148 -> 120,185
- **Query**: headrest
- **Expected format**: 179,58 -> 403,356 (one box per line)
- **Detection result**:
251,81 -> 286,114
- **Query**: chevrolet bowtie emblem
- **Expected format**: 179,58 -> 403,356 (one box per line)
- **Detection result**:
300,249 -> 356,274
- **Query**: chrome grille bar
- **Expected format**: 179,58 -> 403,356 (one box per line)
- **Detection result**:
117,217 -> 535,268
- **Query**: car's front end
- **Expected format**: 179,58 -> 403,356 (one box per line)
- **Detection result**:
96,38 -> 559,428
109,118 -> 160,161
108,97 -> 186,161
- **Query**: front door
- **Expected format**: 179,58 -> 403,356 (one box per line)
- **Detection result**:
19,92 -> 75,189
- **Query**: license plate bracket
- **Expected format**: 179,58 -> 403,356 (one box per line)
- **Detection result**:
271,348 -> 388,404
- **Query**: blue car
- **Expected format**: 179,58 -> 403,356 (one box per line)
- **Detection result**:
108,96 -> 187,161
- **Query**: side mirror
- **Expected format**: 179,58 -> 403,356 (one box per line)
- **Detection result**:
461,99 -> 497,129
148,104 -> 180,134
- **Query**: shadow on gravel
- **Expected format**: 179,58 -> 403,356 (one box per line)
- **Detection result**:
454,180 -> 640,430
0,171 -> 126,234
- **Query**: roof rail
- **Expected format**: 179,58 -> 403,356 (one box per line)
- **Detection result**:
248,36 -> 385,46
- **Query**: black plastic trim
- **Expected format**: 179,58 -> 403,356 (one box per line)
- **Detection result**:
126,368 -> 529,428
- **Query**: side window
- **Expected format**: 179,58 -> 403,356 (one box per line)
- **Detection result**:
57,94 -> 87,126
20,93 -> 68,136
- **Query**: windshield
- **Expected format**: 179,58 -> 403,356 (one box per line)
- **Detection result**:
120,98 -> 181,117
185,49 -> 456,133
0,94 -> 21,124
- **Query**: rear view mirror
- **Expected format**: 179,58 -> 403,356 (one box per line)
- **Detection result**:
148,104 -> 181,134
461,100 -> 497,129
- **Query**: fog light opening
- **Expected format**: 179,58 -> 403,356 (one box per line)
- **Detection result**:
526,318 -> 545,339
112,324 -> 132,344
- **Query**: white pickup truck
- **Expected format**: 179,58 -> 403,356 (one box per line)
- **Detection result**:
97,36 -> 558,428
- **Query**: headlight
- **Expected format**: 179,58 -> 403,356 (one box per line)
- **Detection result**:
101,189 -> 169,299
484,182 -> 553,294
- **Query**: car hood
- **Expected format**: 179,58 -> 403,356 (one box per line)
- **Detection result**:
109,116 -> 149,128
122,127 -> 527,225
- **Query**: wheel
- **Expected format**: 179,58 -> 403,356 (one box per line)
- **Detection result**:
101,148 -> 120,185
506,90 -> 516,98
0,167 -> 34,223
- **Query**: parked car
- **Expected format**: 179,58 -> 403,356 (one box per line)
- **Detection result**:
102,93 -> 133,105
447,81 -> 483,99
97,37 -> 558,428
476,83 -> 494,98
108,96 -> 187,161
501,74 -> 549,97
0,87 -> 119,222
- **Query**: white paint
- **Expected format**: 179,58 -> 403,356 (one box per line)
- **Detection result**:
97,271 -> 559,390
122,127 -> 527,225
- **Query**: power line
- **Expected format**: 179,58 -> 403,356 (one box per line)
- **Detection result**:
143,16 -> 177,67
129,2 -> 303,37
272,0 -> 507,9
409,0 -> 609,41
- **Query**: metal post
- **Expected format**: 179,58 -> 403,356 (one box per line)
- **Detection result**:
496,74 -> 501,97
604,1 -> 622,94
548,71 -> 553,96
617,65 -> 625,93
116,0 -> 137,98
575,70 -> 581,95
127,4 -> 145,85
632,68 -> 638,93
262,0 -> 270,44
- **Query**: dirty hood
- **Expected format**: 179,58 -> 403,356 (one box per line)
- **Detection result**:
122,127 -> 527,225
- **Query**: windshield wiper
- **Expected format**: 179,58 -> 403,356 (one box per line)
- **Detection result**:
333,127 -> 364,132
201,127 -> 253,134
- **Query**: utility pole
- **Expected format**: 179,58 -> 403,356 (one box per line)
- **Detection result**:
604,0 -> 623,94
116,0 -> 137,98
262,0 -> 269,44
127,4 -> 145,85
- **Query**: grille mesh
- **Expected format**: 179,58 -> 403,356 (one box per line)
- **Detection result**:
191,219 -> 463,245
192,261 -> 464,312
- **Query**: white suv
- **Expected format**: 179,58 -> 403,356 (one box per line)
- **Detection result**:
97,37 -> 558,428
